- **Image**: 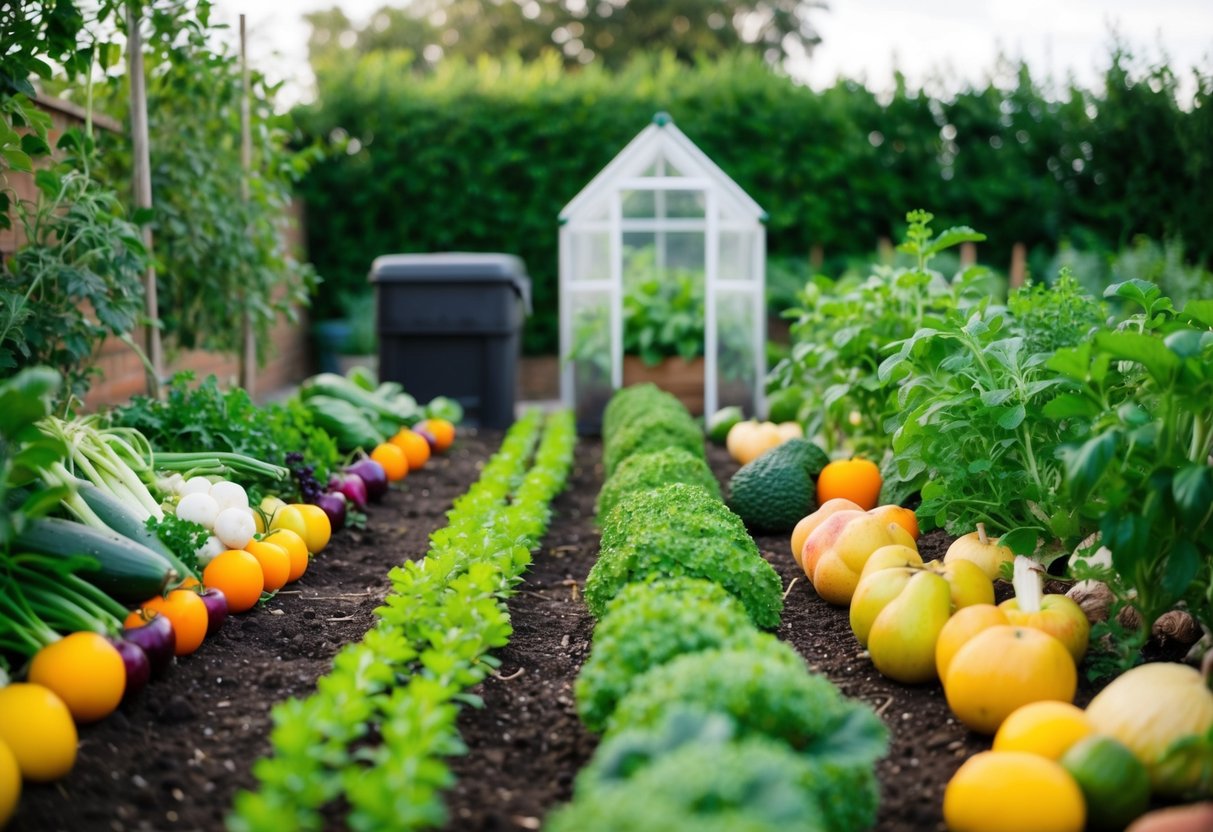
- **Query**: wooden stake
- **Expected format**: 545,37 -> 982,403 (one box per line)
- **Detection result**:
1010,242 -> 1027,288
126,3 -> 163,398
238,13 -> 256,395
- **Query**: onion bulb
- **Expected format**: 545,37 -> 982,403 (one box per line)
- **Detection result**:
208,481 -> 249,512
213,507 -> 255,549
1085,662 -> 1213,796
180,476 -> 213,497
176,492 -> 219,529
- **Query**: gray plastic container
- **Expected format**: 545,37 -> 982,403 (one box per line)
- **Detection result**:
370,253 -> 531,429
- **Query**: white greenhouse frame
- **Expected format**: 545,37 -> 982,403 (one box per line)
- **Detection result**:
558,113 -> 767,428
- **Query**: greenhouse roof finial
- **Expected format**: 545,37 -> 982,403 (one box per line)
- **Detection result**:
652,111 -> 672,126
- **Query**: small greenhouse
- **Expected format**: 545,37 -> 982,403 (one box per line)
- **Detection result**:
559,113 -> 767,431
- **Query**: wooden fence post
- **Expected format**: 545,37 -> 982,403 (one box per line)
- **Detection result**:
959,241 -> 977,268
238,14 -> 256,395
126,2 -> 163,397
1009,242 -> 1027,288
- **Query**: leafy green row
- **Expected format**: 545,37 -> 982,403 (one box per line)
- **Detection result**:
228,409 -> 576,832
551,387 -> 886,830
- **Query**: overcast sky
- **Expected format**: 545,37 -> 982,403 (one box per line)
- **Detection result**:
210,0 -> 1213,105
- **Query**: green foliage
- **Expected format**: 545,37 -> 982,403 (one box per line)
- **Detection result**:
596,447 -> 720,523
0,368 -> 69,547
229,410 -> 576,831
601,383 -> 687,445
623,265 -> 704,366
768,210 -> 996,457
727,438 -> 829,533
578,710 -> 880,832
879,271 -> 1106,545
0,155 -> 148,402
295,48 -> 1213,354
587,483 -> 784,628
575,577 -> 759,732
607,642 -> 888,766
602,410 -> 703,477
1047,281 -> 1213,672
87,5 -> 322,363
306,0 -> 823,74
110,373 -> 341,497
146,514 -> 208,575
549,737 -> 829,832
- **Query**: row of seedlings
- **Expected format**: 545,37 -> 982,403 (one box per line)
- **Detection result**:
229,409 -> 577,832
546,384 -> 889,831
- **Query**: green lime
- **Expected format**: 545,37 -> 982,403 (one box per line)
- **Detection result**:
706,406 -> 744,445
1059,735 -> 1151,831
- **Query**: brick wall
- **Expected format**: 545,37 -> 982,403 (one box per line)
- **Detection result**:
3,96 -> 313,407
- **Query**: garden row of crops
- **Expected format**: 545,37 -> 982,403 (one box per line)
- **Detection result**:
0,362 -> 466,828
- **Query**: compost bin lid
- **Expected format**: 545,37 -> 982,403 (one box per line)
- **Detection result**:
369,252 -> 531,313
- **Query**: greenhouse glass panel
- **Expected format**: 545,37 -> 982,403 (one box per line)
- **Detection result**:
559,113 -> 766,431
715,288 -> 763,415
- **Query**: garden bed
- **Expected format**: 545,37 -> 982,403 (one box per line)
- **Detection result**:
9,433 -> 498,832
6,432 -> 1126,832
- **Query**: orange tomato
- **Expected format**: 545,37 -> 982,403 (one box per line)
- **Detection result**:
0,733 -> 19,824
124,607 -> 159,630
815,458 -> 883,511
944,625 -> 1077,734
390,428 -> 431,470
419,418 -> 455,452
294,504 -> 332,554
28,632 -> 126,723
245,540 -> 291,592
142,590 -> 209,656
371,442 -> 408,482
202,550 -> 264,614
263,528 -> 309,583
177,575 -> 201,590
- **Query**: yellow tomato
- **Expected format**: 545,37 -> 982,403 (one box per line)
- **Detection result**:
944,751 -> 1085,832
268,504 -> 309,542
943,625 -> 1077,735
263,528 -> 309,583
294,504 -> 332,554
935,604 -> 1010,681
0,736 -> 19,827
0,683 -> 77,782
992,701 -> 1094,760
28,632 -> 126,723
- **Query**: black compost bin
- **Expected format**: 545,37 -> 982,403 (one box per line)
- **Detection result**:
371,253 -> 531,429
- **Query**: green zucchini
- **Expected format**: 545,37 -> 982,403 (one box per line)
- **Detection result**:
76,483 -> 196,580
15,517 -> 177,603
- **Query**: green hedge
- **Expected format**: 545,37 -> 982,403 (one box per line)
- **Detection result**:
295,49 -> 1212,354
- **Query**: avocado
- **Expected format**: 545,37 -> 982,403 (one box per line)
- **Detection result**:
727,438 -> 830,534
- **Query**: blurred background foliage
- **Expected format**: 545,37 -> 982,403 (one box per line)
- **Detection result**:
294,13 -> 1211,355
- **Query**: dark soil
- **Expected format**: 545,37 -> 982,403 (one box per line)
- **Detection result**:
12,433 -> 1123,832
10,432 -> 500,832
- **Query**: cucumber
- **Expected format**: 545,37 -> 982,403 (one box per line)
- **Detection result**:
15,517 -> 176,603
76,484 -> 196,580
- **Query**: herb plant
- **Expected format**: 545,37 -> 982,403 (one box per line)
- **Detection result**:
110,373 -> 340,498
1047,281 -> 1213,669
768,210 -> 991,457
880,272 -> 1105,546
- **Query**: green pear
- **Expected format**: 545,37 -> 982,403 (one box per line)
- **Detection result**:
867,570 -> 953,684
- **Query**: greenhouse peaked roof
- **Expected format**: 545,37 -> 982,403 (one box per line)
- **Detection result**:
559,114 -> 767,223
